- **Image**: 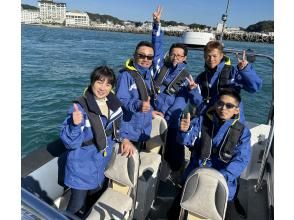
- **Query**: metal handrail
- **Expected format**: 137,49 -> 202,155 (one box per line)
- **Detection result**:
255,120 -> 274,192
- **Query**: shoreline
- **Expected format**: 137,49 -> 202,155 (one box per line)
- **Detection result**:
22,23 -> 274,44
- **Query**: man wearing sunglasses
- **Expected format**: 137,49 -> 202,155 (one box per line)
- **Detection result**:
177,88 -> 251,217
151,6 -> 199,176
115,31 -> 163,152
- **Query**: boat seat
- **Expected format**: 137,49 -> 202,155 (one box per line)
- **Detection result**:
179,168 -> 229,220
145,115 -> 168,154
134,152 -> 161,220
132,116 -> 167,219
87,143 -> 139,220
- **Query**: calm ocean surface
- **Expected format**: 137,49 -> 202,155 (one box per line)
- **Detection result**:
21,24 -> 274,156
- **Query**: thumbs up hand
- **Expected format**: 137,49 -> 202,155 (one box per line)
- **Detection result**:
72,103 -> 83,125
180,112 -> 191,132
141,96 -> 151,113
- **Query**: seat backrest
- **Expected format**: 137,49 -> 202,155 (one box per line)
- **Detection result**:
179,168 -> 229,220
104,143 -> 140,195
86,143 -> 140,220
145,115 -> 168,154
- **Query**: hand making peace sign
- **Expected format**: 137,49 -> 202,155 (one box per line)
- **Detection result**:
236,50 -> 249,70
153,5 -> 163,23
186,74 -> 198,90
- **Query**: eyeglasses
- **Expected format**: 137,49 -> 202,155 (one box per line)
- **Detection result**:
216,101 -> 238,109
136,53 -> 154,60
170,53 -> 185,59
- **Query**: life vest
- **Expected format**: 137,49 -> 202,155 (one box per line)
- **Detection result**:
198,58 -> 236,103
125,69 -> 156,101
74,88 -> 123,152
196,115 -> 244,164
154,64 -> 190,95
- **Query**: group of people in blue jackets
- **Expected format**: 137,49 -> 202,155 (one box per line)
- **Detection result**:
59,5 -> 262,219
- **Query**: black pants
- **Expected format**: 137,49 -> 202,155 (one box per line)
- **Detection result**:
66,186 -> 101,215
164,127 -> 185,171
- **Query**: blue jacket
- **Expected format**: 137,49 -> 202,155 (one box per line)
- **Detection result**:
60,91 -> 123,190
151,22 -> 190,128
177,112 -> 251,200
189,59 -> 262,121
115,59 -> 156,142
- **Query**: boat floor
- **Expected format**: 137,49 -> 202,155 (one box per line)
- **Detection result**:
146,178 -> 269,220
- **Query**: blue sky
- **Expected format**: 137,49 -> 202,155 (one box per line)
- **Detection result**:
21,0 -> 274,28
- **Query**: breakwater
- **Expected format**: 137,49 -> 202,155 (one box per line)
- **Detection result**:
222,32 -> 274,44
65,25 -> 274,44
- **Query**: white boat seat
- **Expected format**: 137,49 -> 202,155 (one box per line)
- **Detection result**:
179,168 -> 228,220
87,143 -> 139,220
146,115 -> 168,154
138,152 -> 161,178
87,188 -> 133,220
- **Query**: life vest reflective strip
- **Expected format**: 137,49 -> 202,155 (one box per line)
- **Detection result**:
154,64 -> 190,95
197,116 -> 244,163
75,95 -> 122,152
198,64 -> 232,103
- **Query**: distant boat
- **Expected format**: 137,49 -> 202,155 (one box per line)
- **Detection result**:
182,31 -> 216,48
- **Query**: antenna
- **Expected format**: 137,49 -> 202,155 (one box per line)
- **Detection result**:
219,0 -> 231,43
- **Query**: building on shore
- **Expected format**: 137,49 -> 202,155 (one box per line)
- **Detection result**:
38,0 -> 66,24
21,6 -> 40,24
66,11 -> 90,27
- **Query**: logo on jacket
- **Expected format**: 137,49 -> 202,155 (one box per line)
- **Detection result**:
129,83 -> 137,91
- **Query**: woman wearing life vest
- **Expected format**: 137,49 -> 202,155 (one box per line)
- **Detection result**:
60,66 -> 134,217
190,40 -> 262,122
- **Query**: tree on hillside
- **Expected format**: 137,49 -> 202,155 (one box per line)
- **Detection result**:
86,12 -> 123,25
21,4 -> 38,10
246,20 -> 274,33
189,23 -> 209,30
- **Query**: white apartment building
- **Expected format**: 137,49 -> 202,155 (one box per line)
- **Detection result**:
21,8 -> 40,24
66,11 -> 90,27
38,0 -> 66,24
161,25 -> 190,32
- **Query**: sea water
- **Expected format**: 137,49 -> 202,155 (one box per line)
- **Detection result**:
21,24 -> 274,156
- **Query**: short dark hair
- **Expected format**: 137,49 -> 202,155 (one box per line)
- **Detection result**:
90,66 -> 116,87
218,88 -> 241,104
135,41 -> 154,54
169,43 -> 188,56
204,41 -> 224,54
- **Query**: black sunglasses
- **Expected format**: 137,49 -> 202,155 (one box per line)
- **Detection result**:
136,53 -> 154,60
216,101 -> 238,109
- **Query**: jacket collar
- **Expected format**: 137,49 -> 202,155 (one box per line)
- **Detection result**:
85,86 -> 122,115
125,58 -> 151,79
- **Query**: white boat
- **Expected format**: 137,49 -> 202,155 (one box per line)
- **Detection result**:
21,1 -> 274,219
182,32 -> 216,48
21,41 -> 274,220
